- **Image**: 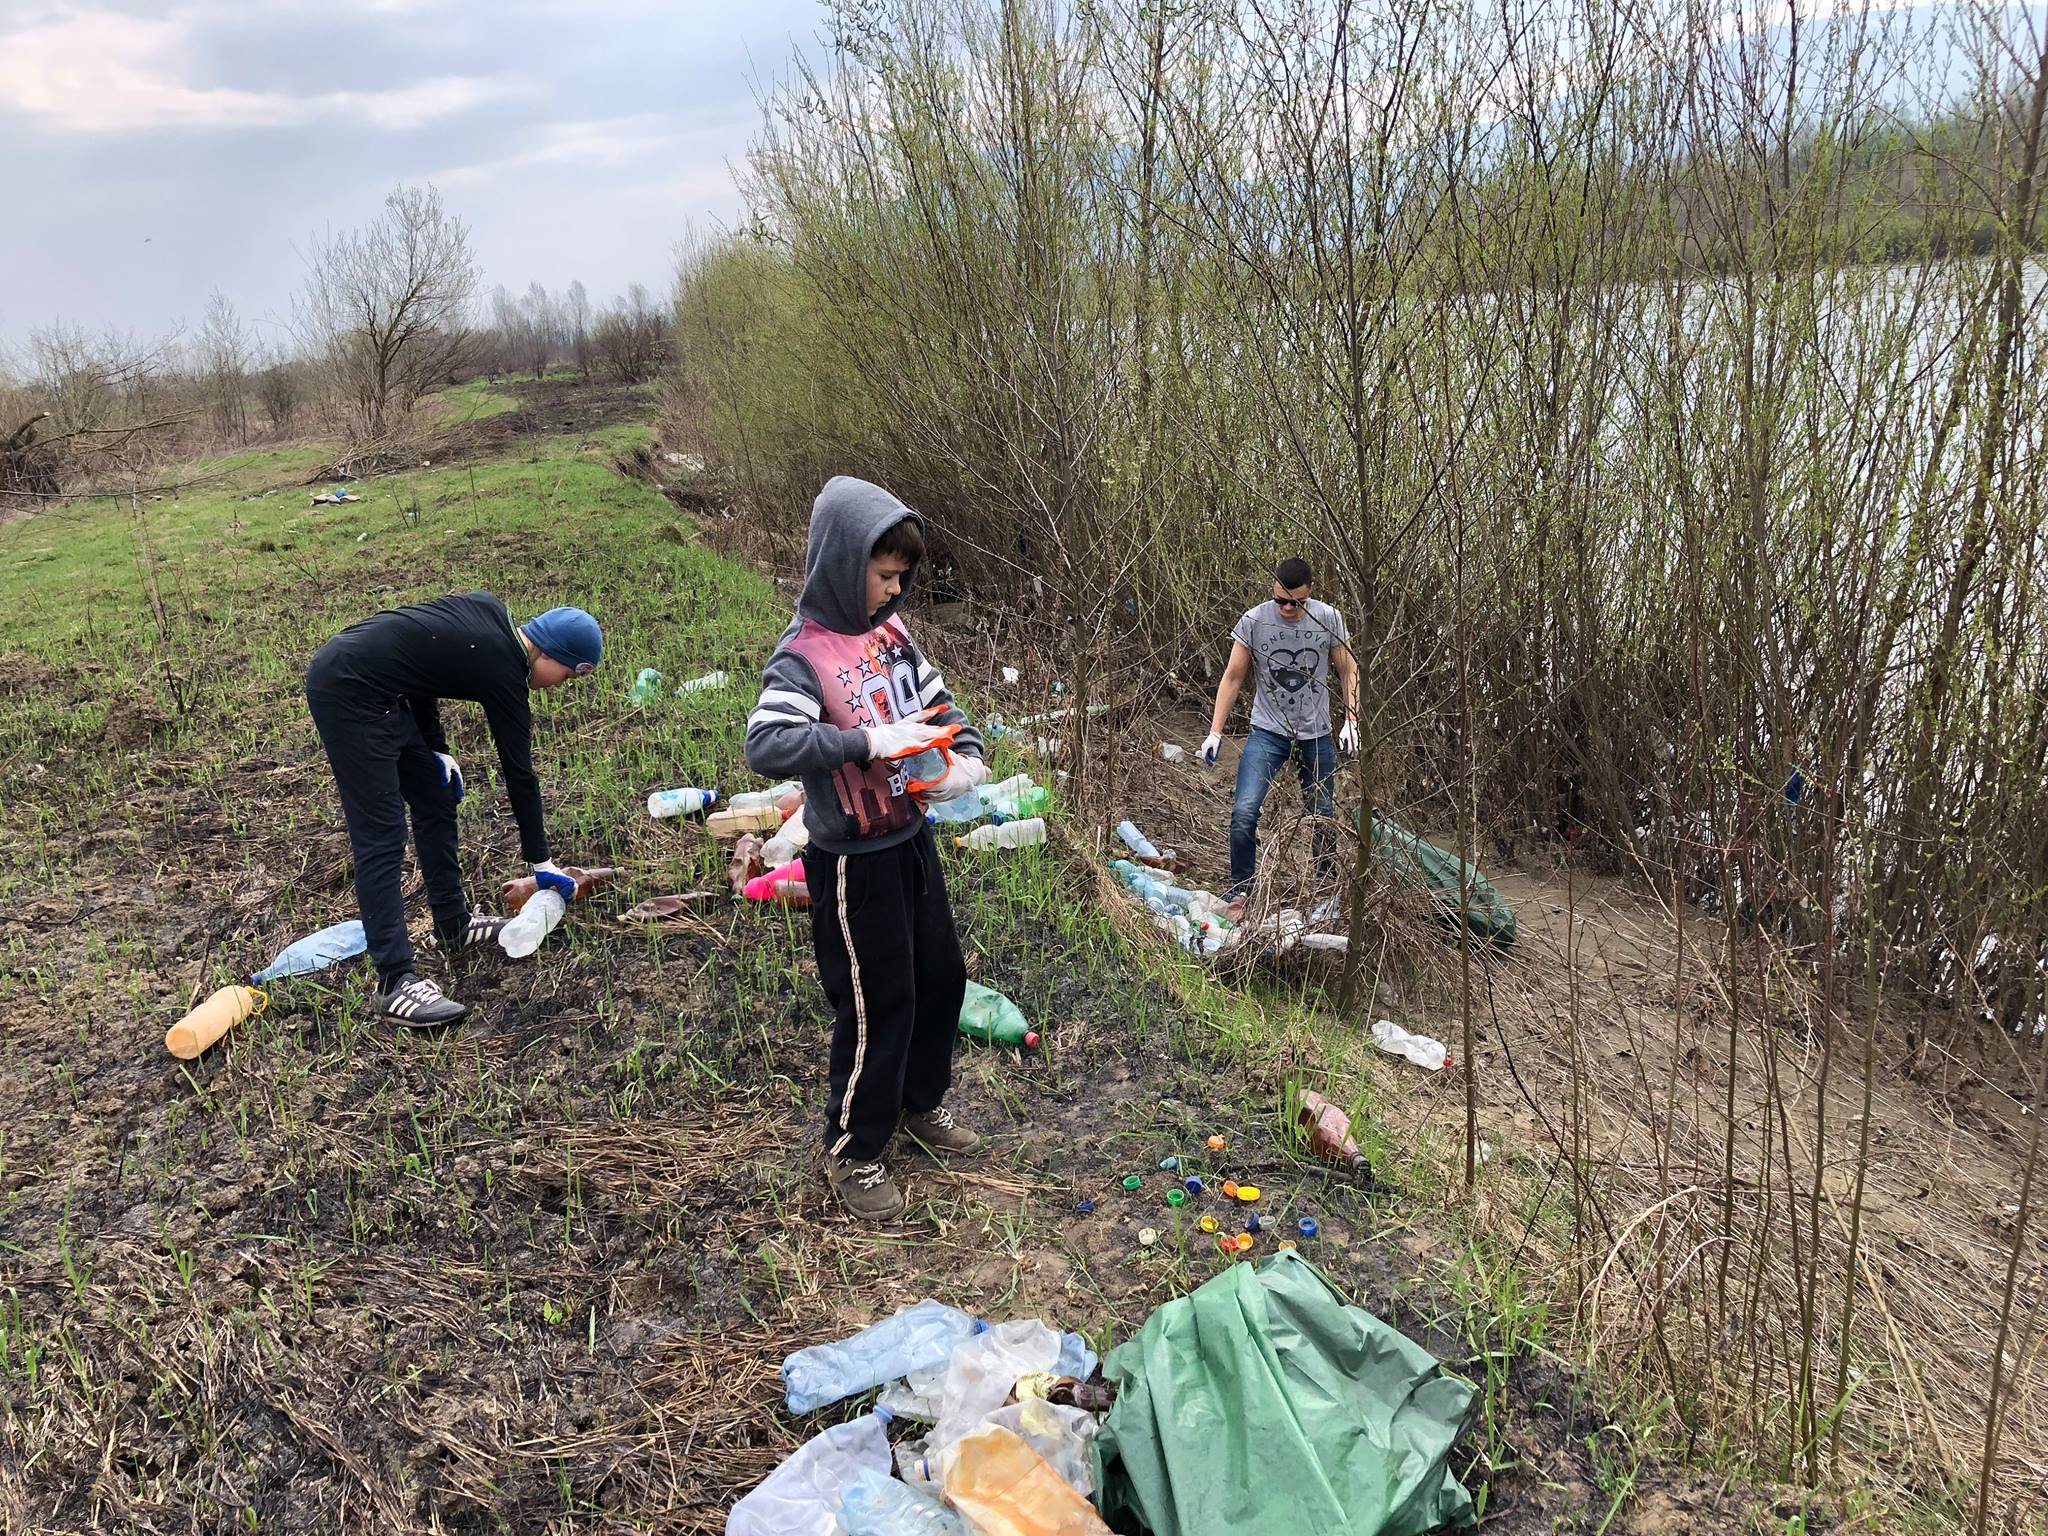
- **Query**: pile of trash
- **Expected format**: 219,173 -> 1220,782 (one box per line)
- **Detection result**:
731,1251 -> 1477,1536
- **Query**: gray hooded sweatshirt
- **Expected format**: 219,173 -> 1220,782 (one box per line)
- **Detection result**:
742,477 -> 983,855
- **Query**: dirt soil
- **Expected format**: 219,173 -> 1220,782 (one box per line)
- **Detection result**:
1,380 -> 1809,1534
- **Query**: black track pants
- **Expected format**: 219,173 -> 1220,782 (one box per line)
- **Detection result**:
805,825 -> 966,1163
306,685 -> 468,987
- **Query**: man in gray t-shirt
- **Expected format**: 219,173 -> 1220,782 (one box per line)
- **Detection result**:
1200,557 -> 1358,897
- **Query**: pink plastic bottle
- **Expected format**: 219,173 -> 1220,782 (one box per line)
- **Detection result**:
743,859 -> 806,901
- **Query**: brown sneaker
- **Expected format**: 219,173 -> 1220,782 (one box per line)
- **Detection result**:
900,1105 -> 982,1159
825,1155 -> 906,1221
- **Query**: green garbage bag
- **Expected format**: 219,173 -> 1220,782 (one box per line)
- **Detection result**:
1366,814 -> 1516,948
1094,1250 -> 1476,1536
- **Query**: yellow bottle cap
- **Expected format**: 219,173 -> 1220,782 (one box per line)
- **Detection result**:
1198,1215 -> 1218,1233
1236,1185 -> 1261,1202
1232,1233 -> 1253,1252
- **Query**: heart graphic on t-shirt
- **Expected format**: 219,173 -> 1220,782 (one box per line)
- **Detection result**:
1268,646 -> 1318,693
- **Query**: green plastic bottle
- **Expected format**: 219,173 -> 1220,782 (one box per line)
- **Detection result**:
957,980 -> 1039,1049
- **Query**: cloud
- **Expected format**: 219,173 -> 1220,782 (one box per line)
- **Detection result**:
432,116 -> 684,185
0,8 -> 513,132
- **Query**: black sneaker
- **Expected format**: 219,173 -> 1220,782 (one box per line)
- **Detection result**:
433,911 -> 509,954
376,973 -> 468,1028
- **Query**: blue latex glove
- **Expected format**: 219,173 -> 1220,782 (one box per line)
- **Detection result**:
532,861 -> 576,899
435,751 -> 464,803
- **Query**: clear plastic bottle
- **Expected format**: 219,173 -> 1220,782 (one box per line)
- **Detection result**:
706,804 -> 783,838
1116,820 -> 1161,861
902,746 -> 948,787
674,669 -> 730,695
953,818 -> 1046,851
837,1469 -> 967,1536
726,1409 -> 893,1536
498,890 -> 566,958
629,667 -> 664,704
782,1300 -> 981,1414
728,782 -> 799,815
958,981 -> 1039,1048
648,786 -> 717,818
251,919 -> 366,983
979,772 -> 1034,802
983,784 -> 1050,819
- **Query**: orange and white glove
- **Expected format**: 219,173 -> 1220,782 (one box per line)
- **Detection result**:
865,708 -> 958,761
918,751 -> 989,802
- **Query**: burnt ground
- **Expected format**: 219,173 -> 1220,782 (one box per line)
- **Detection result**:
0,375 -> 1804,1534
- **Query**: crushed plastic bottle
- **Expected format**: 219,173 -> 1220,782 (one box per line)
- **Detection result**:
250,920 -> 366,983
629,667 -> 664,704
782,1300 -> 981,1415
930,1319 -> 1064,1452
674,669 -> 731,695
954,818 -> 1046,851
707,804 -> 783,838
1161,743 -> 1184,762
979,772 -> 1035,803
499,889 -> 566,959
982,784 -> 1050,820
648,786 -> 717,818
837,1468 -> 967,1536
726,1409 -> 892,1536
940,1423 -> 1113,1536
743,859 -> 807,902
1372,1017 -> 1450,1071
958,981 -> 1039,1048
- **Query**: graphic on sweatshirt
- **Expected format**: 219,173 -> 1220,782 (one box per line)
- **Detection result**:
786,616 -> 926,841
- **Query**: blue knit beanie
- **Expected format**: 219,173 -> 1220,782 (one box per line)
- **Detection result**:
523,607 -> 603,675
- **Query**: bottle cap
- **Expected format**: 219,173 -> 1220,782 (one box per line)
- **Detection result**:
1206,1134 -> 1226,1151
1236,1184 -> 1261,1202
1232,1233 -> 1253,1252
1159,1156 -> 1179,1172
1246,1214 -> 1261,1234
1217,1236 -> 1235,1254
1075,1198 -> 1095,1215
1121,1174 -> 1143,1191
1183,1176 -> 1203,1195
1137,1227 -> 1158,1247
1023,1030 -> 1042,1048
1278,1239 -> 1298,1251
1221,1181 -> 1239,1198
1198,1215 -> 1218,1233
1297,1216 -> 1319,1238
1165,1189 -> 1185,1207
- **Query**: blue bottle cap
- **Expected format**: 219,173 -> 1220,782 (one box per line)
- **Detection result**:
1246,1213 -> 1261,1234
1075,1198 -> 1095,1215
1297,1216 -> 1319,1238
1184,1176 -> 1203,1195
1159,1156 -> 1179,1172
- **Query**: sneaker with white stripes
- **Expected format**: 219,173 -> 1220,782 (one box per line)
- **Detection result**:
376,973 -> 468,1027
433,910 -> 509,954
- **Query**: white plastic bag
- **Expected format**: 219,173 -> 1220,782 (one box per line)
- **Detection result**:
930,1319 -> 1062,1451
1372,1017 -> 1448,1071
725,1410 -> 891,1536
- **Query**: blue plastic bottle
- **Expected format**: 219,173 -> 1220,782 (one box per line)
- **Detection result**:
837,1469 -> 967,1536
781,1300 -> 981,1414
251,920 -> 367,984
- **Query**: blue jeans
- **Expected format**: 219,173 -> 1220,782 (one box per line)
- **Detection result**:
1230,726 -> 1337,894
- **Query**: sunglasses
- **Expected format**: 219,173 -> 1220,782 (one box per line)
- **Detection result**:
1273,595 -> 1307,610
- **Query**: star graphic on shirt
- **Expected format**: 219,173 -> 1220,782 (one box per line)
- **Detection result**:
854,655 -> 876,681
836,668 -> 852,686
846,691 -> 864,714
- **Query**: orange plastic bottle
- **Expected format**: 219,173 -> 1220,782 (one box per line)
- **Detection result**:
942,1424 -> 1111,1536
165,985 -> 266,1060
1297,1089 -> 1368,1169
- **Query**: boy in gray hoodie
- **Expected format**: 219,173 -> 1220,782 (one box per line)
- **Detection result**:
743,477 -> 990,1220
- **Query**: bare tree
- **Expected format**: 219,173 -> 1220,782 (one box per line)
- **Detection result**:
298,184 -> 481,439
593,283 -> 670,383
566,279 -> 593,381
519,282 -> 561,377
195,292 -> 251,445
253,347 -> 304,433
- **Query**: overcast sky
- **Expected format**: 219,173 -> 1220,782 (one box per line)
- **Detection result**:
0,0 -> 829,354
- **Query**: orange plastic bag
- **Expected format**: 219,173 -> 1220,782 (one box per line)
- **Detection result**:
942,1424 -> 1111,1536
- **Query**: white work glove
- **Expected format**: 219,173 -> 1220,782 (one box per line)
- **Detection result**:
532,860 -> 576,899
1199,732 -> 1222,767
918,751 -> 989,802
1337,716 -> 1360,756
865,709 -> 956,762
435,751 -> 464,803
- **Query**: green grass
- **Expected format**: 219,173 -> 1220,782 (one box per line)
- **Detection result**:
433,377 -> 525,421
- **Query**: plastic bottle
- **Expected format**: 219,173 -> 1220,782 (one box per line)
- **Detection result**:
1116,820 -> 1162,861
674,669 -> 730,695
728,782 -> 800,815
940,1424 -> 1113,1536
782,1300 -> 982,1414
499,889 -> 566,959
250,920 -> 366,984
925,789 -> 988,825
707,804 -> 783,838
743,859 -> 806,901
980,773 -> 1036,803
958,980 -> 1039,1049
982,784 -> 1050,819
726,1409 -> 893,1536
902,746 -> 948,787
1296,1089 -> 1368,1169
954,818 -> 1046,851
1371,1017 -> 1449,1071
165,985 -> 265,1059
762,805 -> 810,866
629,667 -> 664,704
648,786 -> 717,818
838,1469 -> 967,1536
